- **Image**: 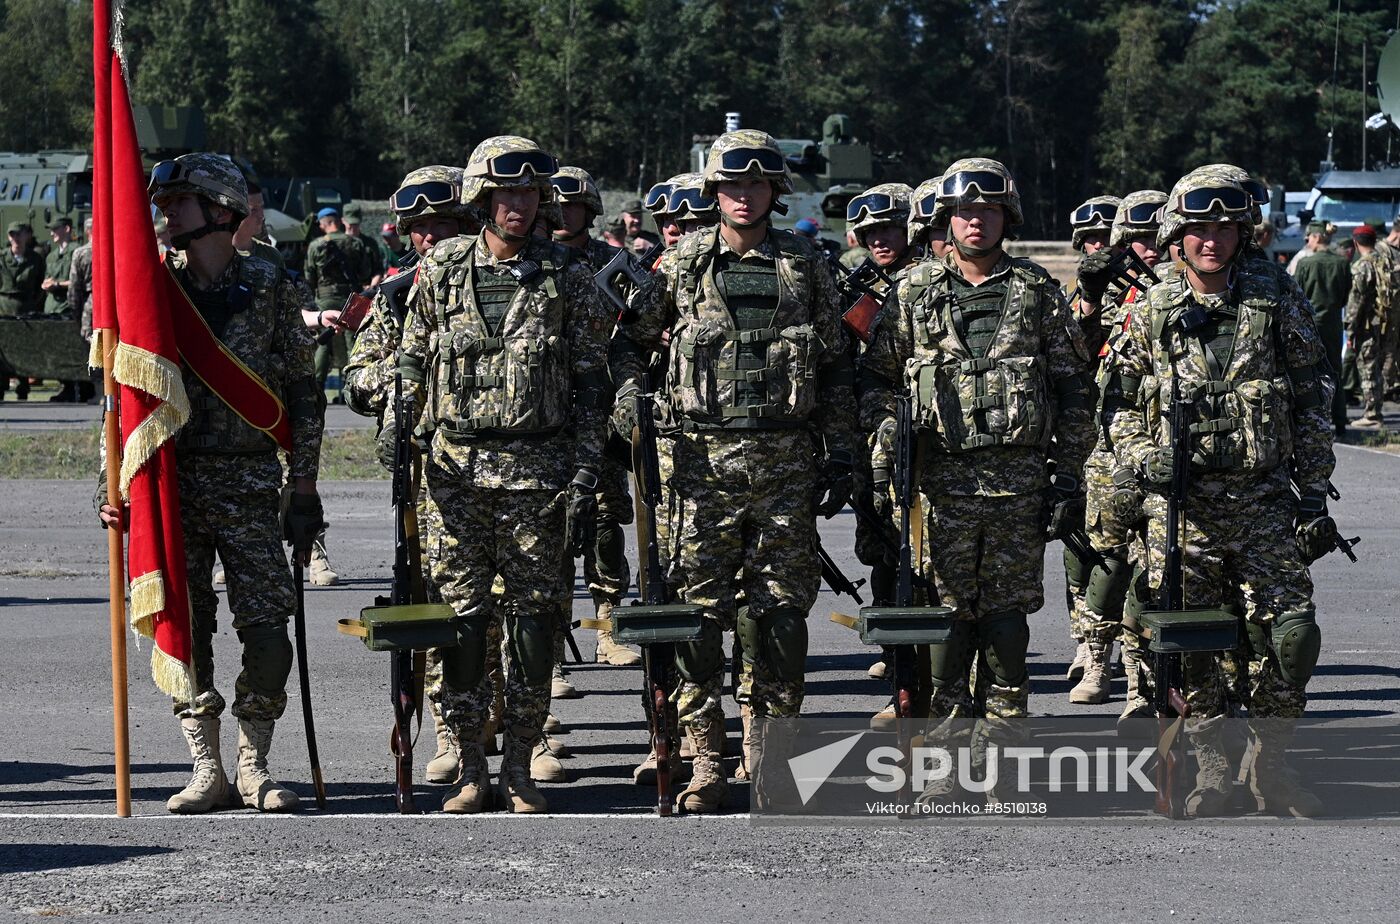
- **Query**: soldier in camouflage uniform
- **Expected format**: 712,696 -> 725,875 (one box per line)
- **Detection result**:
1347,224 -> 1396,430
392,136 -> 611,814
549,166 -> 642,670
68,218 -> 95,340
861,159 -> 1096,796
101,153 -> 325,814
1107,170 -> 1333,817
1072,189 -> 1169,716
343,165 -> 483,785
41,217 -> 75,315
907,176 -> 951,262
305,207 -> 376,396
613,129 -> 856,812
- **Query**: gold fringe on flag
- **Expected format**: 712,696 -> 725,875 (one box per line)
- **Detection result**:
127,570 -> 193,701
113,341 -> 189,496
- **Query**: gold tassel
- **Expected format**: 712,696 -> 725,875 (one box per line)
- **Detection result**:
128,570 -> 165,629
88,330 -> 103,371
150,646 -> 194,702
118,401 -> 185,497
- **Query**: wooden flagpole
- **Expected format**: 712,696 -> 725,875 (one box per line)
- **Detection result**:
103,330 -> 131,818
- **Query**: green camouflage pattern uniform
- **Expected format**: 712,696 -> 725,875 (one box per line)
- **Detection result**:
399,232 -> 610,748
861,251 -> 1096,720
1346,248 -> 1396,421
1108,258 -> 1334,726
165,250 -> 323,721
0,246 -> 44,316
304,229 -> 375,385
68,241 -> 94,338
43,240 -> 74,315
613,223 -> 856,723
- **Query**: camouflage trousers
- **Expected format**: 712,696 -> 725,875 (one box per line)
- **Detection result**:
561,455 -> 633,613
423,467 -> 562,745
671,429 -> 820,724
1357,326 -> 1398,418
651,431 -> 683,593
1074,449 -> 1145,645
1142,471 -> 1313,724
175,453 -> 295,721
923,491 -> 1045,721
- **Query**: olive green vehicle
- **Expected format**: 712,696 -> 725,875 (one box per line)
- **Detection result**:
688,113 -> 894,243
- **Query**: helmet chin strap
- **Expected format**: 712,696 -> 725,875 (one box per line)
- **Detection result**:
951,226 -> 1003,259
170,200 -> 238,250
485,220 -> 530,244
553,227 -> 588,245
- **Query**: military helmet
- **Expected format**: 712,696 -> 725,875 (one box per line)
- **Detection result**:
848,182 -> 914,239
936,158 -> 1023,227
1195,163 -> 1268,223
647,174 -> 691,219
1157,168 -> 1254,251
1110,189 -> 1169,248
461,135 -> 558,207
390,165 -> 468,236
1069,195 -> 1122,250
667,172 -> 717,223
147,152 -> 249,220
701,129 -> 793,197
907,176 -> 946,246
551,166 -> 604,218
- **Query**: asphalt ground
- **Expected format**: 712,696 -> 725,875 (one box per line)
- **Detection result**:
1,442 -> 1398,921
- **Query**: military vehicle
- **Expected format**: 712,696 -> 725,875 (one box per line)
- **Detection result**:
689,113 -> 891,243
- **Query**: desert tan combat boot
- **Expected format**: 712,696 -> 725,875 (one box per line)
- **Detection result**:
530,739 -> 567,783
1248,724 -> 1324,818
497,725 -> 548,813
1117,649 -> 1155,730
593,601 -> 642,666
425,702 -> 460,784
441,742 -> 488,814
632,732 -> 691,786
1185,720 -> 1234,818
550,663 -> 579,699
1066,639 -> 1089,681
167,716 -> 232,814
308,539 -> 339,586
870,700 -> 897,731
734,704 -> 754,782
234,719 -> 299,812
675,717 -> 728,814
1070,639 -> 1112,704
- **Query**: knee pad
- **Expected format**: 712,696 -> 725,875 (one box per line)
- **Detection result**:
1271,607 -> 1321,686
507,610 -> 555,687
1085,553 -> 1132,620
238,624 -> 293,697
756,605 -> 808,683
595,520 -> 627,571
735,604 -> 759,666
979,611 -> 1030,688
1063,544 -> 1091,593
869,561 -> 897,607
1122,566 -> 1150,628
441,612 -> 490,692
927,620 -> 976,689
675,616 -> 724,684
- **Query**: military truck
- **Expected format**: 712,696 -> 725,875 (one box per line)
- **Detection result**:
689,113 -> 892,243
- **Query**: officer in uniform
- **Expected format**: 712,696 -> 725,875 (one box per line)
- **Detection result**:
304,207 -> 376,396
392,136 -> 610,814
69,217 -> 96,340
613,129 -> 856,812
1073,189 -> 1168,717
1347,224 -> 1395,430
99,153 -> 324,814
1293,221 -> 1352,436
1,221 -> 44,401
42,217 -> 75,315
861,159 -> 1096,796
1107,170 -> 1333,816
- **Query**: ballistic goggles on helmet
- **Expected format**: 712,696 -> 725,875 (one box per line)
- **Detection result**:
644,182 -> 676,212
550,175 -> 590,198
464,150 -> 559,179
1176,185 -> 1252,216
1120,201 -> 1163,225
668,187 -> 716,215
147,159 -> 244,204
715,146 -> 787,176
938,170 -> 1014,200
913,191 -> 940,220
846,192 -> 900,224
391,181 -> 459,212
1071,201 -> 1117,226
1241,179 -> 1269,206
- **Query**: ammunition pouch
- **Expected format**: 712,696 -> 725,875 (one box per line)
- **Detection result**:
909,354 -> 1052,451
674,615 -> 724,684
1085,553 -> 1132,620
238,623 -> 294,696
1271,607 -> 1321,687
979,611 -> 1030,688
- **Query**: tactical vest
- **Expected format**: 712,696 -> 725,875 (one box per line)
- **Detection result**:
903,260 -> 1053,452
1144,269 -> 1294,473
176,255 -> 290,456
311,235 -> 360,299
667,227 -> 824,429
423,235 -> 573,438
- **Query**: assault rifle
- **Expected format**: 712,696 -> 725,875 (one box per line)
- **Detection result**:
836,257 -> 892,345
1152,379 -> 1193,817
1101,248 -> 1161,295
595,243 -> 663,324
385,369 -> 422,814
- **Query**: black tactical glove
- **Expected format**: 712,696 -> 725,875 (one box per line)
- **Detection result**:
1142,447 -> 1175,485
815,449 -> 854,519
376,394 -> 417,472
611,383 -> 641,442
1077,249 -> 1116,306
1294,490 -> 1336,564
1043,472 -> 1085,542
280,486 -> 325,557
565,468 -> 600,557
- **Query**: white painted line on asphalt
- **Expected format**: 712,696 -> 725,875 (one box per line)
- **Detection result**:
1337,442 -> 1400,459
0,811 -> 753,821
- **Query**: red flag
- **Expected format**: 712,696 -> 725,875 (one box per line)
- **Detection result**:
93,0 -> 195,700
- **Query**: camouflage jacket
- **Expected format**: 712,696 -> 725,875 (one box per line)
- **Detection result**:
168,250 -> 323,480
861,251 -> 1095,497
0,247 -> 44,316
343,269 -> 417,421
399,234 -> 610,491
68,242 -> 94,337
304,231 -> 375,308
611,224 -> 855,454
1107,257 -> 1334,497
1345,250 -> 1392,336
